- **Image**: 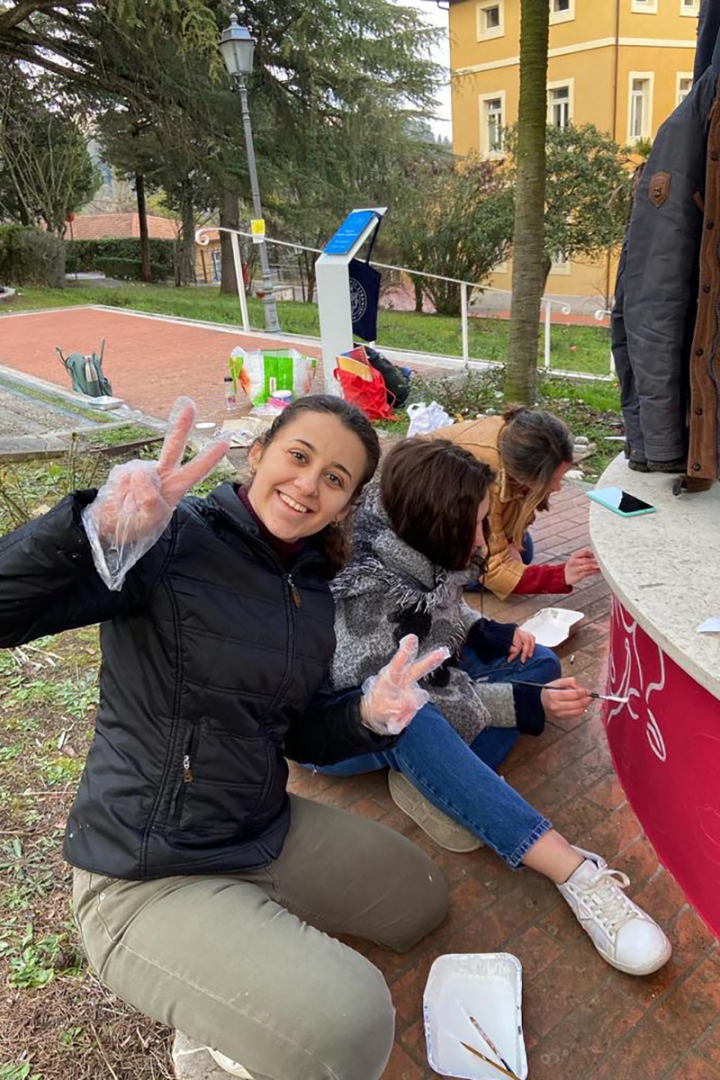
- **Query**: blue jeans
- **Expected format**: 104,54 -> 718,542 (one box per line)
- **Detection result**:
310,643 -> 559,868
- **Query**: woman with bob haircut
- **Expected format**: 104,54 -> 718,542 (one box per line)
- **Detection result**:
431,405 -> 600,600
0,396 -> 453,1080
314,437 -> 671,979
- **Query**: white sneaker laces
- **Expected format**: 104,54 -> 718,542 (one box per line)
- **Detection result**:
575,867 -> 636,936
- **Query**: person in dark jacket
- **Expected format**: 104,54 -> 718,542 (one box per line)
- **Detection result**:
619,15 -> 720,483
0,394 -> 449,1080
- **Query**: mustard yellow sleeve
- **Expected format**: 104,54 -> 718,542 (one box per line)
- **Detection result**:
483,547 -> 526,601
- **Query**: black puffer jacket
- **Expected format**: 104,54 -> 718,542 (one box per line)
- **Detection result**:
0,483 -> 390,880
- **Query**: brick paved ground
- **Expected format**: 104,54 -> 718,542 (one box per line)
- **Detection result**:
289,483 -> 720,1080
2,308 -> 718,1078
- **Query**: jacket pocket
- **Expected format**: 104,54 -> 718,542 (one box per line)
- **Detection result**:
170,724 -> 200,826
171,721 -> 274,835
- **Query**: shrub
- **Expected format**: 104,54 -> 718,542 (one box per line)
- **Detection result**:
94,256 -> 164,282
0,225 -> 66,286
65,237 -> 175,278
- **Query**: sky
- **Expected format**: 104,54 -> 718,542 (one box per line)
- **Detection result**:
392,0 -> 453,138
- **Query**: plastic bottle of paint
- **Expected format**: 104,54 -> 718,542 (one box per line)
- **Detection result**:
224,376 -> 238,410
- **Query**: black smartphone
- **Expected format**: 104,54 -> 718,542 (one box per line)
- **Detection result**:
587,487 -> 656,518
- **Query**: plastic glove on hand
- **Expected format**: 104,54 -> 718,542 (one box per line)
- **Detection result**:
83,397 -> 230,591
360,634 -> 451,736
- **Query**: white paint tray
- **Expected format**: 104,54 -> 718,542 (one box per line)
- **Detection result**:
423,953 -> 528,1080
520,606 -> 584,648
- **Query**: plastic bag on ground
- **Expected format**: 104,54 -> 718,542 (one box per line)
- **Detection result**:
406,401 -> 453,438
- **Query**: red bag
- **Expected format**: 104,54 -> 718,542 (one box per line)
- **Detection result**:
334,346 -> 397,421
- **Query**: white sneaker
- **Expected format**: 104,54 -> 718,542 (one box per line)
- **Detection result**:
208,1048 -> 254,1078
557,846 -> 672,976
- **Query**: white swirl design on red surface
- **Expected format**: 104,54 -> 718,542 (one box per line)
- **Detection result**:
607,598 -> 667,763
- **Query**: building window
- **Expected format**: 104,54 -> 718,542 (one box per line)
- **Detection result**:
480,92 -> 506,156
548,82 -> 573,128
549,0 -> 575,24
677,74 -> 693,104
211,250 -> 221,283
680,0 -> 699,14
477,0 -> 504,40
631,0 -> 658,12
549,253 -> 571,276
628,73 -> 654,142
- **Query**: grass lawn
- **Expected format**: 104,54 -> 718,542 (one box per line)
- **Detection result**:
2,284 -> 613,377
0,625 -> 177,1079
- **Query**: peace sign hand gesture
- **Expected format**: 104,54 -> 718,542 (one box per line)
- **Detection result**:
82,397 -> 230,592
360,634 -> 452,736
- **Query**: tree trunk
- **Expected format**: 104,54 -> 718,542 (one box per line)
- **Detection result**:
504,0 -> 550,405
177,183 -> 195,287
297,253 -> 307,301
219,189 -> 239,294
306,262 -> 317,305
413,277 -> 424,313
135,173 -> 152,283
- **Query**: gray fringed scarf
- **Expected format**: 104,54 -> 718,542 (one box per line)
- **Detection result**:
331,483 -> 517,744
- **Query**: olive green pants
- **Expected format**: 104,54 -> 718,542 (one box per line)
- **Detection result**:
72,795 -> 448,1080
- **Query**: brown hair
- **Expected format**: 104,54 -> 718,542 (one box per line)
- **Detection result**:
252,394 -> 381,577
380,438 -> 495,571
499,405 -> 573,544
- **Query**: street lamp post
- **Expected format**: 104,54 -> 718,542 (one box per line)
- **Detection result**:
220,14 -> 280,334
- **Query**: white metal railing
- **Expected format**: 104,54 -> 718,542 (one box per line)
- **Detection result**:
595,308 -> 615,375
196,226 -> 614,380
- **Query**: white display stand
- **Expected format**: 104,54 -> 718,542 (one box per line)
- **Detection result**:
315,207 -> 386,395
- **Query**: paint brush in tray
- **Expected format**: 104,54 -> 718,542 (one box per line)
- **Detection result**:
459,1040 -> 519,1080
455,1000 -> 521,1080
467,1013 -> 520,1079
509,679 -> 628,704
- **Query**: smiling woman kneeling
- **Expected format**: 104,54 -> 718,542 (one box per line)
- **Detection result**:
0,395 -> 450,1080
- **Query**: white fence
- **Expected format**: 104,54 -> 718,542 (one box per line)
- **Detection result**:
196,226 -> 614,381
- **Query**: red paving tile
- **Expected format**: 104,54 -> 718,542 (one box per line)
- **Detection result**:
3,307 -> 718,1078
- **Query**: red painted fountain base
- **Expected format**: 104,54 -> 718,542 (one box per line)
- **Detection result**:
606,596 -> 720,937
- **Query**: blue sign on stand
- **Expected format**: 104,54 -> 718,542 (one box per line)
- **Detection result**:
324,210 -> 377,256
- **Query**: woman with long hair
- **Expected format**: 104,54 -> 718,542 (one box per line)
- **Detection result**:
432,406 -> 600,599
314,437 -> 671,979
0,396 -> 451,1080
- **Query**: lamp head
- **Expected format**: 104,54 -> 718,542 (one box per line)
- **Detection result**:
220,14 -> 255,78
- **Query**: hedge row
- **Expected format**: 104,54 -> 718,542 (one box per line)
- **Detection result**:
65,237 -> 176,276
0,224 -> 66,287
94,256 -> 165,282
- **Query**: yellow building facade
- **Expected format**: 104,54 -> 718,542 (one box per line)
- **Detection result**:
449,0 -> 700,305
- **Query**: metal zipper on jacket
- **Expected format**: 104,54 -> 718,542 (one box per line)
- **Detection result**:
182,754 -> 193,783
286,574 -> 302,608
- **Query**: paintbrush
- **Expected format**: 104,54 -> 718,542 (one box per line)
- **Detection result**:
459,1040 -> 519,1079
467,1014 -> 520,1080
508,679 -> 628,704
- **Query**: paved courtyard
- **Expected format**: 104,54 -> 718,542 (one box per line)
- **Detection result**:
0,306 -> 318,423
1,308 -> 718,1078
